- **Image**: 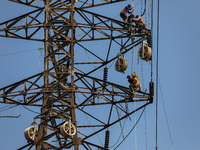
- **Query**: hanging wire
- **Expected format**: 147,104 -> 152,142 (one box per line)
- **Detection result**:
0,104 -> 21,118
134,102 -> 137,150
159,78 -> 174,146
0,104 -> 18,112
116,106 -> 125,140
113,106 -> 146,150
76,94 -> 103,146
22,105 -> 40,114
151,40 -> 174,147
0,48 -> 38,57
109,118 -> 126,149
144,109 -> 148,150
156,0 -> 160,149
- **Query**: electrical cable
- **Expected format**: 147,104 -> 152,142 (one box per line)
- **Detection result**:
144,109 -> 148,150
0,49 -> 38,57
141,0 -> 147,16
113,106 -> 146,150
0,104 -> 18,112
152,39 -> 174,147
0,104 -> 21,118
22,105 -> 40,114
156,0 -> 160,149
158,78 -> 174,146
76,94 -> 103,146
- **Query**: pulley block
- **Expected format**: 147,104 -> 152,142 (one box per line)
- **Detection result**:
114,57 -> 128,73
60,121 -> 76,138
24,126 -> 38,142
138,45 -> 152,61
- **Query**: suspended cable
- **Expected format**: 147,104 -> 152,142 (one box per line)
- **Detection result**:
0,48 -> 39,57
141,0 -> 147,16
159,78 -> 174,146
113,106 -> 146,150
0,104 -> 18,112
76,94 -> 103,146
134,102 -> 137,150
151,39 -> 174,147
144,109 -> 148,150
0,104 -> 21,118
22,105 -> 40,114
116,106 -> 125,140
109,118 -> 126,148
0,104 -> 15,111
156,0 -> 160,149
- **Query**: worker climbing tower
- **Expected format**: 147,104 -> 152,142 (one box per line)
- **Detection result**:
0,0 -> 154,149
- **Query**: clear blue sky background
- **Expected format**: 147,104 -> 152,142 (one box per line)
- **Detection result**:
0,0 -> 200,150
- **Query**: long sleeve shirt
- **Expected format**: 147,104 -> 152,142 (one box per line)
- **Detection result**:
134,16 -> 145,25
121,6 -> 132,14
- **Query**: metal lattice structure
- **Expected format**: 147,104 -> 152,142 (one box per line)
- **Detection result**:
0,0 -> 154,149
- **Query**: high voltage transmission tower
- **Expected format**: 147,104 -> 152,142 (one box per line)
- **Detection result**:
0,0 -> 154,149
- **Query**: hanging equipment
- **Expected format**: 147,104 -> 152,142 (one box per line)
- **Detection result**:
138,40 -> 152,61
24,121 -> 38,142
114,53 -> 128,73
60,120 -> 76,138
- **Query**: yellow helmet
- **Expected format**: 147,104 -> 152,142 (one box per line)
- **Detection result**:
131,73 -> 136,76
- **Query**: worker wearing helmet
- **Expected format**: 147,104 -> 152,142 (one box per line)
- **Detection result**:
127,72 -> 141,93
133,15 -> 146,30
120,4 -> 134,23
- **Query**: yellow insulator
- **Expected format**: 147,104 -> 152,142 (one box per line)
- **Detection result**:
138,45 -> 152,61
114,58 -> 128,73
24,126 -> 38,142
60,121 -> 76,138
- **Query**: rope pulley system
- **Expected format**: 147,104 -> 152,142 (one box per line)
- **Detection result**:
24,121 -> 38,142
60,120 -> 77,138
138,40 -> 152,61
114,53 -> 128,73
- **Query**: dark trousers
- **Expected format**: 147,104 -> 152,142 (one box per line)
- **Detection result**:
120,13 -> 127,21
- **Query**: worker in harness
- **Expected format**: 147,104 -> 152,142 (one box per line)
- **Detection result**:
120,4 -> 134,23
127,72 -> 141,93
133,15 -> 146,30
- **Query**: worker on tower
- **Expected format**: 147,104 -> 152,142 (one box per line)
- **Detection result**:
127,72 -> 141,93
128,14 -> 135,24
133,15 -> 146,30
120,4 -> 134,23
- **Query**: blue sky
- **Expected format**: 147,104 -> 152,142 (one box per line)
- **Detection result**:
0,0 -> 200,150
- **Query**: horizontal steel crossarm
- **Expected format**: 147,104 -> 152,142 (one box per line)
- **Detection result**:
9,0 -> 43,8
0,8 -> 44,41
9,0 -> 70,9
75,72 -> 150,95
0,73 -> 43,103
9,0 -> 125,9
79,0 -> 126,9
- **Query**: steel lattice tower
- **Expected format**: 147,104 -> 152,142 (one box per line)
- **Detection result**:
0,0 -> 153,149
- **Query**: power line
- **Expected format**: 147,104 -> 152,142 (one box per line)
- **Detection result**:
22,105 -> 40,114
0,48 -> 43,57
113,106 -> 146,150
156,0 -> 160,149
